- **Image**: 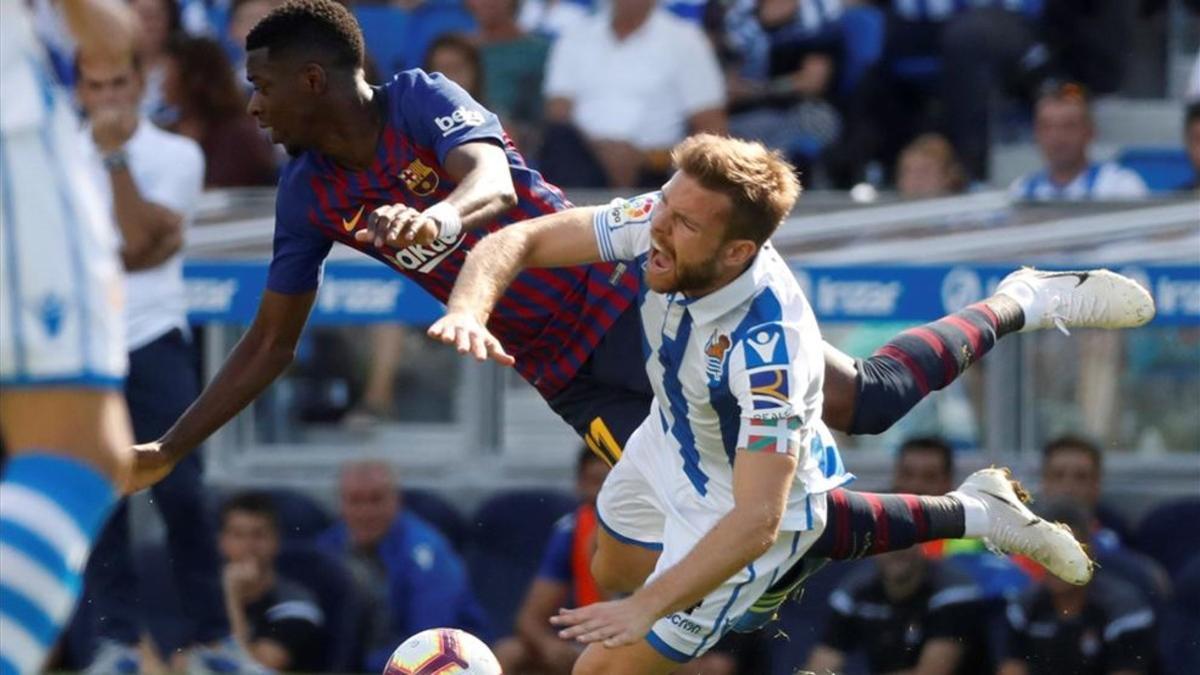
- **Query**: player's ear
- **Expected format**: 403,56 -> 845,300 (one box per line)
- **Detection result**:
300,61 -> 328,94
724,239 -> 758,268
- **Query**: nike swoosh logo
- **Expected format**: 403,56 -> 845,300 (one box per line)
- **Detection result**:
342,205 -> 365,231
1041,271 -> 1090,287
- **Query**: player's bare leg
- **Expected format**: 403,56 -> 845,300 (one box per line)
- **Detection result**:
591,528 -> 661,595
0,390 -> 133,482
0,390 -> 133,674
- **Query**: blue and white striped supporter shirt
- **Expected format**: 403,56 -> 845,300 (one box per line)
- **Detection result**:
1008,161 -> 1149,201
592,192 -> 853,530
724,0 -> 843,80
891,0 -> 1043,22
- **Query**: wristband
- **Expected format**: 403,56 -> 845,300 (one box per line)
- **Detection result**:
102,148 -> 129,173
423,201 -> 462,241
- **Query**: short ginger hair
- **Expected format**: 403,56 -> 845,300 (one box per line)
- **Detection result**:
670,134 -> 801,246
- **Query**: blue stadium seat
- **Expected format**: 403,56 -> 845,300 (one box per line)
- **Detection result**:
277,543 -> 364,672
404,488 -> 469,554
1116,147 -> 1195,193
838,6 -> 885,95
1133,498 -> 1200,577
465,489 -> 576,634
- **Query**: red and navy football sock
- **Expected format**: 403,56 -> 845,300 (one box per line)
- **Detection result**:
848,297 -> 1023,435
809,489 -> 966,559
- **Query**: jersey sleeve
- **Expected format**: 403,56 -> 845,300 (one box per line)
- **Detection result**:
591,191 -> 659,262
397,70 -> 507,166
726,294 -> 815,455
265,168 -> 333,295
535,515 -> 575,583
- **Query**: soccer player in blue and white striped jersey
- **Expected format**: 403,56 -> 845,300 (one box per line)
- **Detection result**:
0,1 -> 138,673
430,134 -> 1127,674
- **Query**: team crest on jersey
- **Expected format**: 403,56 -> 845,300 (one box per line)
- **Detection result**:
703,329 -> 731,383
400,159 -> 439,196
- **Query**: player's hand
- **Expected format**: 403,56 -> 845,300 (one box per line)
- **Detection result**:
222,559 -> 260,603
123,441 -> 177,494
90,105 -> 138,154
550,596 -> 658,648
428,312 -> 515,366
356,204 -> 439,248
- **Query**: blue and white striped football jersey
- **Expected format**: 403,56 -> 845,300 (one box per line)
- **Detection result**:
0,0 -> 126,388
592,192 -> 853,530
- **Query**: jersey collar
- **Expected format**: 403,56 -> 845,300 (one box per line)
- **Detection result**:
680,243 -> 776,326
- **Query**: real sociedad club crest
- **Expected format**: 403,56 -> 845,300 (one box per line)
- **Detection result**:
401,158 -> 440,196
704,329 -> 731,383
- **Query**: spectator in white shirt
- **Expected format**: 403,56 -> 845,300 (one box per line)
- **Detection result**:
74,51 -> 262,675
539,0 -> 727,188
1009,83 -> 1148,201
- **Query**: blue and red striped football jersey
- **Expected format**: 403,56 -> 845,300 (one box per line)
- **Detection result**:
267,69 -> 639,396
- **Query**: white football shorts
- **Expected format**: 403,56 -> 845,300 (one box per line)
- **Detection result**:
0,19 -> 126,390
596,419 -> 827,662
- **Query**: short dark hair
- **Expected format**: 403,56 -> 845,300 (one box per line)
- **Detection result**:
1043,434 -> 1103,473
898,436 -> 954,477
423,33 -> 483,99
220,490 -> 280,531
245,0 -> 365,70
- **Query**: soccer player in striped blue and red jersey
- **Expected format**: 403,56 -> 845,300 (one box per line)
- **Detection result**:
126,0 -> 1153,500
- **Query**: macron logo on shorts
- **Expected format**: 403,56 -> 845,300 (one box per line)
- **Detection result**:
434,106 -> 485,137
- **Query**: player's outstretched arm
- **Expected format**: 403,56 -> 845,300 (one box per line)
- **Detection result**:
127,290 -> 317,492
551,444 -> 797,648
428,206 -> 603,364
358,142 -> 518,248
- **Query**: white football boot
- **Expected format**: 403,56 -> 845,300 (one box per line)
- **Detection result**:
996,268 -> 1156,335
956,468 -> 1093,585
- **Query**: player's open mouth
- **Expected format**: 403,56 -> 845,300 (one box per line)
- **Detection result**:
649,242 -> 673,274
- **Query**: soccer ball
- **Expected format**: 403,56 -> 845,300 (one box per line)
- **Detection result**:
382,628 -> 502,675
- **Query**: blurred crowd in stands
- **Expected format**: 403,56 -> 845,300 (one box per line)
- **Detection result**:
50,436 -> 1200,674
32,0 -> 1200,195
